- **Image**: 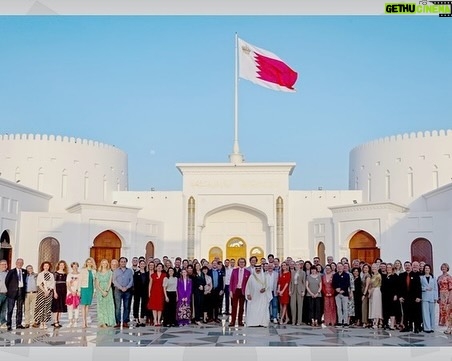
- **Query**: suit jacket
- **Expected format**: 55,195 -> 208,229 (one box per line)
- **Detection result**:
398,271 -> 422,300
208,268 -> 225,291
5,267 -> 27,299
420,275 -> 438,302
289,269 -> 306,296
229,267 -> 251,296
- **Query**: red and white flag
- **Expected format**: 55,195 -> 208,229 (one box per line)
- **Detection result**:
238,38 -> 298,92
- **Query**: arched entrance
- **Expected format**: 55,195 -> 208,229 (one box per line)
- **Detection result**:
317,242 -> 326,266
349,230 -> 380,265
226,237 -> 246,262
145,241 -> 155,263
0,230 -> 12,267
90,230 -> 121,268
250,247 -> 264,261
38,237 -> 60,271
209,247 -> 223,262
411,238 -> 433,268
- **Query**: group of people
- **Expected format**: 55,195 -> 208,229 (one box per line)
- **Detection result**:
0,254 -> 451,335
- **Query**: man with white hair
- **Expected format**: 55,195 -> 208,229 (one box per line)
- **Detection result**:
245,264 -> 272,327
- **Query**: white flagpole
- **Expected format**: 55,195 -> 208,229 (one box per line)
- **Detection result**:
230,32 -> 243,164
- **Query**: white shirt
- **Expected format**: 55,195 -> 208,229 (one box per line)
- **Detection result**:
225,267 -> 233,285
238,267 -> 244,288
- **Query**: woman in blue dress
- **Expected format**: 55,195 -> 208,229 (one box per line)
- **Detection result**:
79,257 -> 96,328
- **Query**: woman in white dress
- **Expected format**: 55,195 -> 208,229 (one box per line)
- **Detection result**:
369,263 -> 383,328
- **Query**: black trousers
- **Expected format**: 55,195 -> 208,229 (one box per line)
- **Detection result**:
163,291 -> 177,326
210,288 -> 222,320
133,292 -> 149,319
7,295 -> 24,327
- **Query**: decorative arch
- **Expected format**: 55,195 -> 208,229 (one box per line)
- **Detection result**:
203,203 -> 269,225
317,242 -> 326,266
145,241 -> 155,262
250,246 -> 264,261
349,230 -> 380,265
0,230 -> 12,267
411,238 -> 433,268
38,237 -> 60,271
90,230 -> 122,267
209,247 -> 223,262
226,237 -> 247,262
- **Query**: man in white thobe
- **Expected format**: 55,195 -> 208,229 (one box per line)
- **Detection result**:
245,264 -> 273,327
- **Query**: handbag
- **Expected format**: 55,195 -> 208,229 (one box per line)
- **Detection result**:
66,293 -> 80,308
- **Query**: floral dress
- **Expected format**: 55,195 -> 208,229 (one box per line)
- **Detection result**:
96,270 -> 116,326
437,273 -> 452,326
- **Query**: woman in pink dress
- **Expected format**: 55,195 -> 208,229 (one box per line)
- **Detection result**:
437,263 -> 452,333
322,264 -> 337,326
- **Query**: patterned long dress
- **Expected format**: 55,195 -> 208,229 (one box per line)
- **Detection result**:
437,273 -> 452,326
96,270 -> 116,326
176,277 -> 193,326
322,274 -> 337,326
35,272 -> 53,324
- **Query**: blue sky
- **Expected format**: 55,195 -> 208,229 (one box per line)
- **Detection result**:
0,16 -> 451,191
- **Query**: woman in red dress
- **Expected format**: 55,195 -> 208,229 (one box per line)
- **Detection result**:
147,263 -> 166,326
277,262 -> 291,324
322,264 -> 337,326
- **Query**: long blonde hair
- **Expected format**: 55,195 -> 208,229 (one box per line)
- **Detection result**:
83,257 -> 97,270
98,259 -> 111,273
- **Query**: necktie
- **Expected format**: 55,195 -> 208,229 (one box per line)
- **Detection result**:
406,273 -> 410,290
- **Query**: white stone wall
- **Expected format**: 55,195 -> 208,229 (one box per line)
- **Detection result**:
349,130 -> 452,206
0,134 -> 128,211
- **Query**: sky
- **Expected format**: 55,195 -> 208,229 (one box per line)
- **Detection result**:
0,15 -> 451,192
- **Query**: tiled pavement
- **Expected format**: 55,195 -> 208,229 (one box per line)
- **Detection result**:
2,314 -> 452,347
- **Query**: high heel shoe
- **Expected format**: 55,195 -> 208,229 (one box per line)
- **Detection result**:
444,328 -> 452,335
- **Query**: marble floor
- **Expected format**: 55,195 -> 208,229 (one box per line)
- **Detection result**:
2,315 -> 452,347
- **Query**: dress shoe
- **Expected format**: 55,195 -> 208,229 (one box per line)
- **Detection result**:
16,325 -> 25,329
32,323 -> 39,328
7,326 -> 12,331
123,323 -> 129,328
114,323 -> 121,328
238,323 -> 245,326
400,328 -> 410,332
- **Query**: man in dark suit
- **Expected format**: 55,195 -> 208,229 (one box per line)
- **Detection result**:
208,259 -> 225,323
5,258 -> 27,331
398,261 -> 422,333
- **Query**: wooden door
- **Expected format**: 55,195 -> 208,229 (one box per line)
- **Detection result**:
90,230 -> 121,268
350,248 -> 380,265
349,230 -> 380,265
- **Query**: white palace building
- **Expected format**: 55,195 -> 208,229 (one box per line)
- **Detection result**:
1,129 -> 452,270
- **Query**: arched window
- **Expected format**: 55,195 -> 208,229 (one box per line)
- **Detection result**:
226,237 -> 246,261
61,169 -> 68,198
145,241 -> 155,262
385,170 -> 390,200
209,247 -> 223,262
408,167 -> 414,197
317,242 -> 326,266
250,247 -> 264,261
38,237 -> 60,271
